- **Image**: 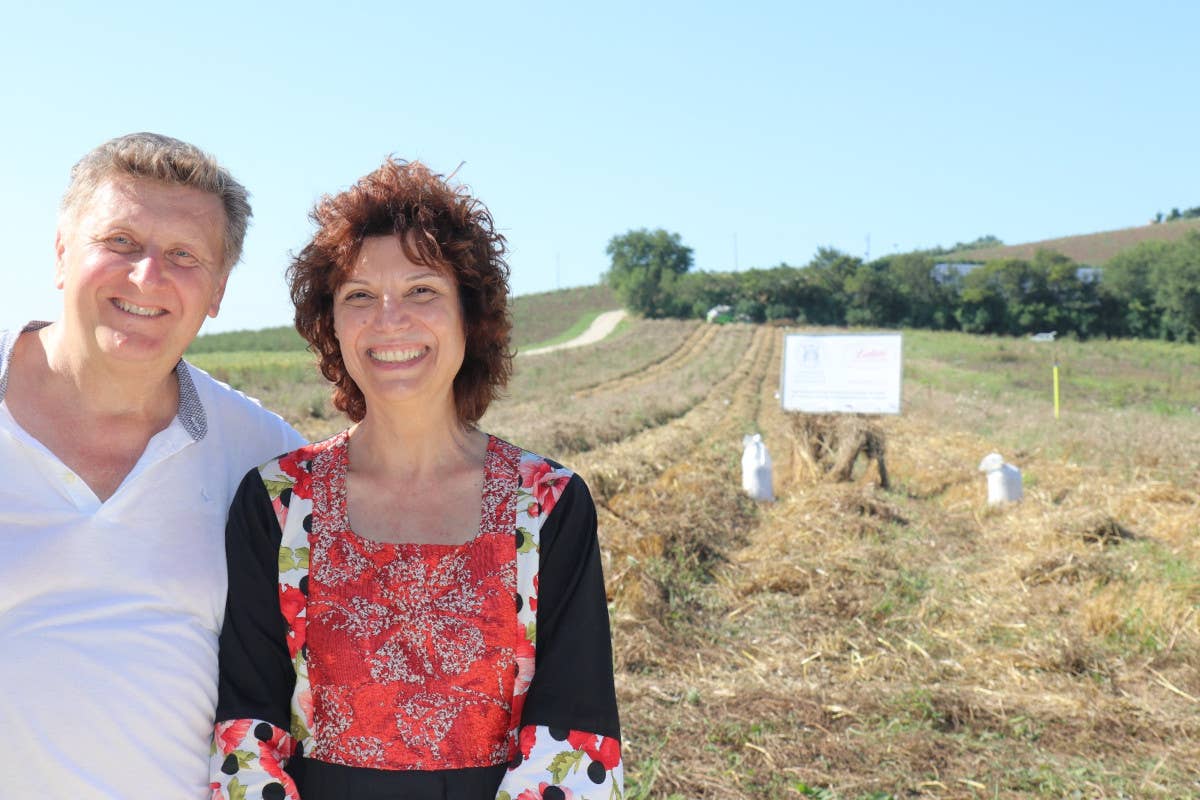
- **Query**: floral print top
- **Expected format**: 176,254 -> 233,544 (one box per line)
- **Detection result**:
211,432 -> 623,800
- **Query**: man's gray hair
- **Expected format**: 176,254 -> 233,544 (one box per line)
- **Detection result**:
60,132 -> 252,271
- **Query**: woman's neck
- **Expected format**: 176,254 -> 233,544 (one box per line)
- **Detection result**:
346,402 -> 487,482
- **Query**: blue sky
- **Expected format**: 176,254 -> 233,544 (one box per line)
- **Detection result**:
3,1 -> 1197,334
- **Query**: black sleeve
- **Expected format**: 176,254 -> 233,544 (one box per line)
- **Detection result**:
215,467 -> 295,730
521,473 -> 621,740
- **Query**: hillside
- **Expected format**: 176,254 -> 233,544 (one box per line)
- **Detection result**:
188,325 -> 306,354
509,283 -> 619,347
944,217 -> 1200,265
189,283 -> 620,355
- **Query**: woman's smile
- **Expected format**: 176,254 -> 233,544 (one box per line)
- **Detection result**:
368,345 -> 428,364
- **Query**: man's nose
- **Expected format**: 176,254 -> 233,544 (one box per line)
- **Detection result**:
129,250 -> 167,287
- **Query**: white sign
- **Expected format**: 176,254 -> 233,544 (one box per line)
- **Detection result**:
781,332 -> 902,414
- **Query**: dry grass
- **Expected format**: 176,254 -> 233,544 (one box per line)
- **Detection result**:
483,321 -> 755,464
489,323 -> 1198,799
215,317 -> 1200,798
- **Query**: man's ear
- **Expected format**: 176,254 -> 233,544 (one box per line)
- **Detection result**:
54,229 -> 67,290
207,272 -> 230,318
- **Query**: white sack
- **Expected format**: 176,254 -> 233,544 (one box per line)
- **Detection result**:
978,452 -> 1023,504
741,434 -> 774,502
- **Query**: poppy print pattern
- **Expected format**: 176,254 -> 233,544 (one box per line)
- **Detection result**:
498,725 -> 624,800
210,718 -> 299,800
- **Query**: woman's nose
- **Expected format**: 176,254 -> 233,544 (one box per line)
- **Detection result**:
375,294 -> 411,328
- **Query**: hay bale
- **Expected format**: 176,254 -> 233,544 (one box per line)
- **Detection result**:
789,413 -> 889,488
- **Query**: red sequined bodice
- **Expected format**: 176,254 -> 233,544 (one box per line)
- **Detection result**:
305,433 -> 519,770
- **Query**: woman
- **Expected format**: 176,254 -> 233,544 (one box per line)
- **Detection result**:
210,160 -> 622,800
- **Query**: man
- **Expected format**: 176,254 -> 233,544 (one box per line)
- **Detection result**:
0,133 -> 305,797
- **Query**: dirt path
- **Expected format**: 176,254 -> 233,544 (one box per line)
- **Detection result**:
520,309 -> 627,356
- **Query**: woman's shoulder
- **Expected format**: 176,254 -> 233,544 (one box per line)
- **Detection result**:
487,434 -> 575,480
257,429 -> 348,490
483,434 -> 594,527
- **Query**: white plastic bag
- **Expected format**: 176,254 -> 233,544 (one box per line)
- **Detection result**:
978,452 -> 1023,504
741,434 -> 774,502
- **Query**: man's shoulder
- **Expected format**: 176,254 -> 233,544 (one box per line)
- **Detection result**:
0,328 -> 16,396
182,360 -> 303,448
0,323 -> 50,402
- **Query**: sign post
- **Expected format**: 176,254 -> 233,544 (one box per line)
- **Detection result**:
1031,331 -> 1059,419
1053,359 -> 1060,419
780,332 -> 902,415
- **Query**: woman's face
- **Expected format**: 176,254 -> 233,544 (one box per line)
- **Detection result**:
332,235 -> 466,417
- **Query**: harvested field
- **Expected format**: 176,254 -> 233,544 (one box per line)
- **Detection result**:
491,322 -> 1200,799
211,318 -> 1200,798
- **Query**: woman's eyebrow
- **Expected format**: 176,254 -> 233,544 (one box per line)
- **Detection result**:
410,270 -> 450,282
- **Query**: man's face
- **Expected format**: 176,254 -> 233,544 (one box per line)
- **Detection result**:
55,178 -> 229,371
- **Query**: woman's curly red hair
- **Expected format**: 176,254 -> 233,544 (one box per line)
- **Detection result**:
288,158 -> 512,424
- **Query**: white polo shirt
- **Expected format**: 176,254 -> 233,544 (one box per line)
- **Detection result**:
0,323 -> 306,799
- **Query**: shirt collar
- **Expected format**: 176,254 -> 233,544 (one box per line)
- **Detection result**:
0,321 -> 207,442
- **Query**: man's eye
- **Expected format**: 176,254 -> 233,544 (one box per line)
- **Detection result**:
169,249 -> 198,263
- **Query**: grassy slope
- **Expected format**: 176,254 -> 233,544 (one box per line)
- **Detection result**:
187,324 -> 306,353
187,283 -> 620,355
509,284 -> 619,347
187,283 -> 626,440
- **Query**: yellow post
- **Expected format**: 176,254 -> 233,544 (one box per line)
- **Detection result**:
1052,361 -> 1060,419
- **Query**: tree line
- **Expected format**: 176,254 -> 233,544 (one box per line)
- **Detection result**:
604,228 -> 1200,342
1153,206 -> 1200,223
